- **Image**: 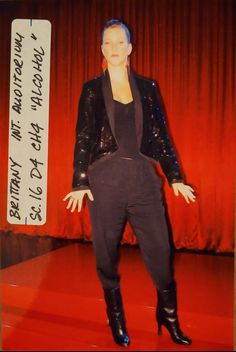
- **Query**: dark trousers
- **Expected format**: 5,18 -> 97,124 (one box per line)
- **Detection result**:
87,155 -> 174,290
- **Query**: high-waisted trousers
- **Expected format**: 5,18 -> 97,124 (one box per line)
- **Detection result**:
87,154 -> 174,290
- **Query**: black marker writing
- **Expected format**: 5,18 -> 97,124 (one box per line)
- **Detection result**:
9,156 -> 22,220
30,205 -> 42,221
29,186 -> 42,201
28,122 -> 44,151
29,157 -> 44,179
31,46 -> 45,110
32,46 -> 44,73
12,32 -> 24,115
14,32 -> 24,52
8,21 -> 51,224
31,32 -> 37,40
11,119 -> 22,141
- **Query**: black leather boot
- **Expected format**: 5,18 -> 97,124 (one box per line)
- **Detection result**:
156,281 -> 192,345
103,287 -> 130,347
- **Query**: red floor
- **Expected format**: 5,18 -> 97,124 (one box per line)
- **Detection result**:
1,243 -> 234,350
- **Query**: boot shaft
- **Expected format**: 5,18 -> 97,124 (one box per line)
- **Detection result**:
103,287 -> 124,312
103,287 -> 130,347
157,281 -> 178,311
156,281 -> 192,345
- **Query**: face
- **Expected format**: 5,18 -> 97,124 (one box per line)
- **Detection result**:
101,26 -> 132,67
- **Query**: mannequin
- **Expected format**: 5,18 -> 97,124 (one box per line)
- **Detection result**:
64,19 -> 196,347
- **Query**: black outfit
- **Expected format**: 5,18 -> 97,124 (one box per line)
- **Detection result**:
72,69 -> 191,346
72,69 -> 184,191
87,99 -> 173,290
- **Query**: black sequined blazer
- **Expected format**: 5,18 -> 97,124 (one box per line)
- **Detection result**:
72,69 -> 183,190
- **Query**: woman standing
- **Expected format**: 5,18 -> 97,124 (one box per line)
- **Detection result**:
64,19 -> 196,348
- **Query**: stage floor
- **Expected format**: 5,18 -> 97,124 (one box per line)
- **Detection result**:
1,243 -> 234,350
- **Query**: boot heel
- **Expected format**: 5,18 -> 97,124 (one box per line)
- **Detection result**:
156,284 -> 192,345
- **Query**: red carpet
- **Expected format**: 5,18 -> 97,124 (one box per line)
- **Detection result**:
1,243 -> 234,350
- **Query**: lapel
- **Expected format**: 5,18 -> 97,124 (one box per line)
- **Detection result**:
101,68 -> 143,148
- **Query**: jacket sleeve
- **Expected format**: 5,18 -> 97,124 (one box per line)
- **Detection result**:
151,81 -> 184,185
72,82 -> 95,191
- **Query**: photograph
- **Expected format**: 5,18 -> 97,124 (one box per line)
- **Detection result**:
0,0 -> 235,350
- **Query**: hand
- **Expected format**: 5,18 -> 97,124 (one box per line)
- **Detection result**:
171,182 -> 196,204
63,189 -> 94,212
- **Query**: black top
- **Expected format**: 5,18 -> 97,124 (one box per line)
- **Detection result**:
114,99 -> 141,158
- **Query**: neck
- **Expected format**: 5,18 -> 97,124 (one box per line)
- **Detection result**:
107,65 -> 130,83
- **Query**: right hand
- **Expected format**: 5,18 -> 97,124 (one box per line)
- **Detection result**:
63,189 -> 94,212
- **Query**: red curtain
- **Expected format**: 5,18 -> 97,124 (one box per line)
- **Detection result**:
0,0 -> 235,252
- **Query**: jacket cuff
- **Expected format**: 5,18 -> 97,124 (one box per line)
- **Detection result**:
166,172 -> 184,186
169,180 -> 184,187
170,179 -> 184,184
72,185 -> 90,192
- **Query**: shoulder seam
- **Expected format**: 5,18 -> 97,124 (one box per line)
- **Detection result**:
84,74 -> 102,86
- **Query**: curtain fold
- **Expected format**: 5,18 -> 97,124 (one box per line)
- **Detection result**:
0,0 -> 235,252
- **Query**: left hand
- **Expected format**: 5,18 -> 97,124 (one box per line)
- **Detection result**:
171,182 -> 196,204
